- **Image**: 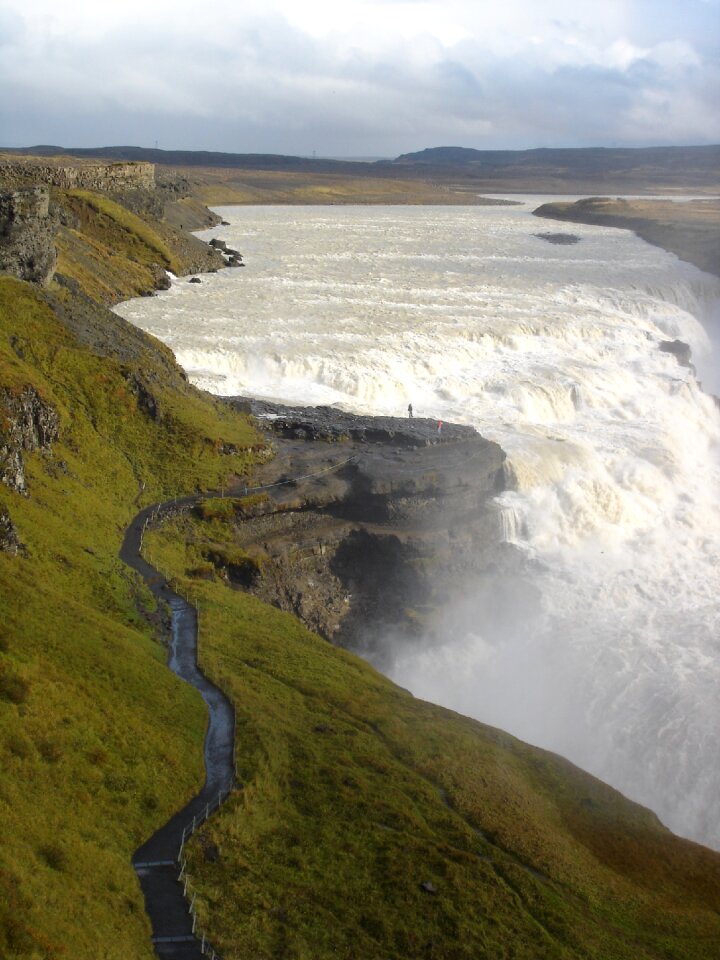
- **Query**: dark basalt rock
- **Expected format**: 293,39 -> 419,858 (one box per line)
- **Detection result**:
224,247 -> 244,268
219,397 -> 511,657
234,397 -> 477,448
533,231 -> 581,245
189,276 -> 202,283
659,339 -> 694,369
209,238 -> 228,251
1,386 -> 60,493
0,186 -> 58,285
0,507 -> 21,555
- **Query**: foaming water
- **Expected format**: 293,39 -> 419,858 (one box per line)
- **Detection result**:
116,203 -> 720,848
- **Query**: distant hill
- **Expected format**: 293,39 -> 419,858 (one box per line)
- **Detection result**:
390,144 -> 720,190
393,144 -> 720,172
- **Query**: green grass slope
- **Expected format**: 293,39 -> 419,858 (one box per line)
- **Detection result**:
143,512 -> 720,960
53,187 -> 223,304
0,274 -> 261,958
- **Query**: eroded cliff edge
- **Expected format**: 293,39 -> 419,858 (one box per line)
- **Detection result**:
0,187 -> 58,285
191,398 -> 513,662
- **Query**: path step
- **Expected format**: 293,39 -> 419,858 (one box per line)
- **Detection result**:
153,936 -> 197,943
153,942 -> 206,959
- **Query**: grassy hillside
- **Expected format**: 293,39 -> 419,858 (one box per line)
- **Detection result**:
1,184 -> 720,960
53,187 -> 226,304
141,511 -> 720,960
0,254 -> 260,955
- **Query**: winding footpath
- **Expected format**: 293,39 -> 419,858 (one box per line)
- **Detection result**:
120,499 -> 235,960
118,456 -> 364,956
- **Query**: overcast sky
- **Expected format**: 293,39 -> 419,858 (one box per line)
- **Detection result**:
1,0 -> 718,156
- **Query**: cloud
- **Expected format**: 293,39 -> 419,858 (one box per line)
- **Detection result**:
0,0 -> 718,153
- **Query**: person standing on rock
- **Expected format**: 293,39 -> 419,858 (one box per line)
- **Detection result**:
408,403 -> 413,418
437,420 -> 443,435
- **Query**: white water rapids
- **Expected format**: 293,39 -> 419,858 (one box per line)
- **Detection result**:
116,201 -> 720,849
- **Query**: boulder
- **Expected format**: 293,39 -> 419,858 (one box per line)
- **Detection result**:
152,267 -> 172,290
659,339 -> 693,369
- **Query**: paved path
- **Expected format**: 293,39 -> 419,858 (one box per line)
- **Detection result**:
120,500 -> 235,960
119,455 -> 356,956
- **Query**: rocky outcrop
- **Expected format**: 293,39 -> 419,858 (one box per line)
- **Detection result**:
156,169 -> 223,231
0,157 -> 155,192
0,507 -> 21,554
242,399 -> 477,448
210,400 -> 509,656
124,372 -> 161,421
209,237 -> 244,267
0,187 -> 58,284
659,338 -> 694,370
534,232 -> 581,245
1,386 -> 60,493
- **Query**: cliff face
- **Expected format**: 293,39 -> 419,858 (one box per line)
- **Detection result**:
0,506 -> 20,554
0,156 -> 226,290
0,385 -> 60,494
0,187 -> 58,284
0,157 -> 155,192
209,400 -> 509,655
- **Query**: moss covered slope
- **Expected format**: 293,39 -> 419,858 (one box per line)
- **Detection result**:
0,270 -> 260,957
